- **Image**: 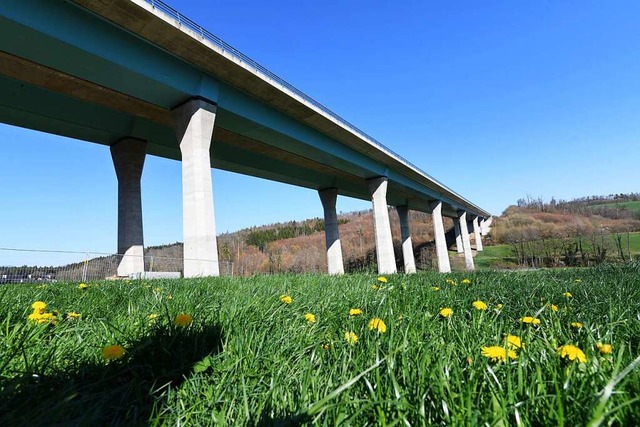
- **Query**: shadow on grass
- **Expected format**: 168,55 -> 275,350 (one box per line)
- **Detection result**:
0,324 -> 223,426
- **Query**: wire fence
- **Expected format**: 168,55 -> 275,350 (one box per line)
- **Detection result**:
0,248 -> 233,283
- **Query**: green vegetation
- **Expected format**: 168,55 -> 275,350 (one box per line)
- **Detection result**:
245,219 -> 330,251
2,267 -> 639,425
590,200 -> 640,216
474,244 -> 516,269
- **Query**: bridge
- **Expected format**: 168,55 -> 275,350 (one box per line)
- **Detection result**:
0,0 -> 491,277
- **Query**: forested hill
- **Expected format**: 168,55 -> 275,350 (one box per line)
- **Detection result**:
145,209 -> 462,275
490,193 -> 640,268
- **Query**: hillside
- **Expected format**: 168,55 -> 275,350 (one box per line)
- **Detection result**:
484,193 -> 640,268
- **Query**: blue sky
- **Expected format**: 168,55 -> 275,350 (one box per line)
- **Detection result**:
2,0 -> 640,265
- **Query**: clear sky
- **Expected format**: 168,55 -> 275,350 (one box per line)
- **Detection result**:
2,0 -> 640,265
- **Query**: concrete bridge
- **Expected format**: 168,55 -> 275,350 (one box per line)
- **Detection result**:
0,0 -> 491,277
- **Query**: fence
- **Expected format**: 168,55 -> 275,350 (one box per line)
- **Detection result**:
0,247 -> 234,283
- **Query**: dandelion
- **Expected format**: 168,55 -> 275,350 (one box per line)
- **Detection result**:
462,278 -> 471,285
148,313 -> 159,321
102,344 -> 125,360
377,276 -> 388,283
496,304 -> 504,309
575,279 -> 582,283
431,286 -> 440,291
557,344 -> 586,363
439,308 -> 453,318
78,283 -> 88,290
368,318 -> 387,333
548,304 -> 559,312
372,285 -> 380,290
279,295 -> 292,304
445,279 -> 457,286
349,308 -> 362,316
596,343 -> 613,355
322,343 -> 331,350
481,346 -> 518,362
520,316 -> 540,325
472,300 -> 488,311
304,313 -> 316,324
66,312 -> 81,319
563,292 -> 573,298
31,301 -> 47,315
344,331 -> 358,345
571,322 -> 583,329
505,335 -> 523,349
174,313 -> 193,327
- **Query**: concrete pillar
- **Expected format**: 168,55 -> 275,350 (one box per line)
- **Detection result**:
473,216 -> 484,251
458,211 -> 475,270
110,138 -> 146,277
453,219 -> 464,253
366,177 -> 397,274
396,205 -> 416,273
431,201 -> 451,273
172,99 -> 219,277
318,188 -> 344,275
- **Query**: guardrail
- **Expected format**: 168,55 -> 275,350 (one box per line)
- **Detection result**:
142,0 -> 475,205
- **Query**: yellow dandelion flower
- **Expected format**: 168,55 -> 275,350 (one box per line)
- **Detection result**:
304,313 -> 316,324
571,322 -> 583,329
148,313 -> 159,320
472,300 -> 488,311
78,283 -> 88,290
372,284 -> 380,290
322,343 -> 331,350
344,331 -> 358,345
562,292 -> 573,298
349,308 -> 362,316
596,343 -> 613,355
520,316 -> 540,325
557,344 -> 586,363
377,276 -> 388,283
445,278 -> 457,286
102,344 -> 125,360
548,304 -> 558,312
496,304 -> 504,309
439,308 -> 453,318
31,301 -> 47,314
279,295 -> 292,304
66,312 -> 81,319
505,335 -> 523,349
368,318 -> 387,333
574,279 -> 582,283
481,346 -> 518,362
174,313 -> 193,327
462,278 -> 471,284
431,286 -> 440,291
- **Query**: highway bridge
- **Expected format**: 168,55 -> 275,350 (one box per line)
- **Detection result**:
0,0 -> 491,277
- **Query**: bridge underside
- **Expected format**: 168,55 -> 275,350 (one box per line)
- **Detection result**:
0,50 -> 457,217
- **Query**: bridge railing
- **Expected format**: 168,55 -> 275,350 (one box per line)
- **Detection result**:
142,0 -> 468,201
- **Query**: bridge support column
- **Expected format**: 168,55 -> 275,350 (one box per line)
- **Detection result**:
458,212 -> 475,270
110,138 -> 146,277
473,216 -> 484,251
453,219 -> 464,253
172,99 -> 219,278
367,177 -> 397,275
431,202 -> 451,273
396,205 -> 416,274
318,188 -> 345,275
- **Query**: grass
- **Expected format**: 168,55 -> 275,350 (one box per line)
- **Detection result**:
590,201 -> 640,215
1,266 -> 639,425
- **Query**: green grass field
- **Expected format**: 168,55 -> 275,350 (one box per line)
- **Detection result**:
1,267 -> 639,425
475,233 -> 640,269
590,201 -> 640,215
